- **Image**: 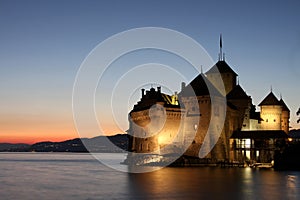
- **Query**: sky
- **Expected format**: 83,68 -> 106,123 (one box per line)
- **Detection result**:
0,0 -> 300,144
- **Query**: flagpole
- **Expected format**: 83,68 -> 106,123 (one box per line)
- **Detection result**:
220,34 -> 223,61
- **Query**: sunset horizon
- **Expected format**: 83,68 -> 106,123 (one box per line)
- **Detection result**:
1,1 -> 300,199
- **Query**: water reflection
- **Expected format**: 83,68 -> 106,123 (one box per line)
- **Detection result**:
286,174 -> 298,199
1,153 -> 300,199
127,167 -> 300,199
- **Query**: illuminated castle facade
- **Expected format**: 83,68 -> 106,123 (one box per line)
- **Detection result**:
127,40 -> 290,164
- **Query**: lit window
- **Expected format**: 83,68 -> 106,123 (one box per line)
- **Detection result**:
194,124 -> 198,130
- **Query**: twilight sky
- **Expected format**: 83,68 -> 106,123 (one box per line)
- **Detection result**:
0,0 -> 300,143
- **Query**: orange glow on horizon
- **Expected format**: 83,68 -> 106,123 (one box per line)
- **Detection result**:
0,121 -> 125,144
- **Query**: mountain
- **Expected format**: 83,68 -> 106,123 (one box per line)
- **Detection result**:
0,143 -> 31,151
0,134 -> 128,153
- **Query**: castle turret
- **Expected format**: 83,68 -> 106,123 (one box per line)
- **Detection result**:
259,91 -> 282,131
206,61 -> 237,95
279,97 -> 290,133
128,87 -> 183,154
206,35 -> 237,95
226,84 -> 252,130
179,73 -> 227,160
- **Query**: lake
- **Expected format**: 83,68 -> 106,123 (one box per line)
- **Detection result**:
0,153 -> 299,199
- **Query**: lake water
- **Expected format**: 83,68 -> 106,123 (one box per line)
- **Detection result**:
1,153 -> 300,200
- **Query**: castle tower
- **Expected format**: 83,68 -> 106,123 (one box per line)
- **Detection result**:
128,87 -> 184,154
226,84 -> 252,130
279,97 -> 290,133
259,91 -> 282,131
179,73 -> 228,160
206,35 -> 237,95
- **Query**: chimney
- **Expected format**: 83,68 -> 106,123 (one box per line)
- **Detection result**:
141,88 -> 145,98
157,86 -> 161,93
181,82 -> 186,91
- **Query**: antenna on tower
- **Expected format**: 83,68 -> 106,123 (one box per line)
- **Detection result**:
270,85 -> 273,92
200,65 -> 203,74
219,34 -> 223,61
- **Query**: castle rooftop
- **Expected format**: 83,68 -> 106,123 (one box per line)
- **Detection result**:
206,60 -> 237,76
179,73 -> 223,97
226,84 -> 251,100
279,98 -> 290,112
258,91 -> 281,106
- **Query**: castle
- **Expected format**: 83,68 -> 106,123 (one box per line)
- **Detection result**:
127,38 -> 289,165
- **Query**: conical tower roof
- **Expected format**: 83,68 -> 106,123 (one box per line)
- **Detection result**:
206,60 -> 237,76
179,73 -> 223,97
279,98 -> 290,112
226,84 -> 250,100
258,92 -> 281,106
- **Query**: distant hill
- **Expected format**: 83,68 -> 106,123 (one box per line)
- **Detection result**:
0,143 -> 31,151
0,134 -> 128,153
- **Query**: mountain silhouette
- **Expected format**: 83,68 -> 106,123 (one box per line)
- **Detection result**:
0,134 -> 128,153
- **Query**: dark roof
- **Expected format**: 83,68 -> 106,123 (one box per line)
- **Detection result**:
206,60 -> 237,76
132,87 -> 180,112
231,130 -> 288,139
250,112 -> 262,121
249,104 -> 262,120
258,92 -> 281,106
226,85 -> 251,100
179,73 -> 223,97
227,101 -> 238,110
279,98 -> 290,112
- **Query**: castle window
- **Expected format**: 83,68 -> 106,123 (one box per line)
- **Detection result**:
274,119 -> 276,122
266,119 -> 268,122
194,124 -> 198,130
